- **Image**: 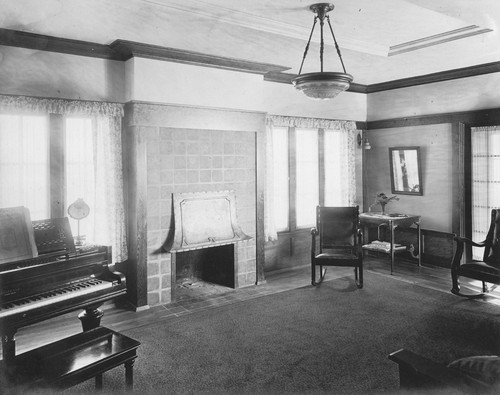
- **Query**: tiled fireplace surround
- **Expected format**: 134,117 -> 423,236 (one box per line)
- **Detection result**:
123,103 -> 266,308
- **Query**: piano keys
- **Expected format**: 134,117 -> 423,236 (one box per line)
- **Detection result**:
0,217 -> 126,367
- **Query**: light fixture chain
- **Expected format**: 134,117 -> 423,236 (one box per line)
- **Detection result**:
298,16 -> 318,75
326,15 -> 348,74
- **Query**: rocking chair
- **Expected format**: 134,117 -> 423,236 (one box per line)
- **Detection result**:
451,209 -> 500,297
310,206 -> 363,287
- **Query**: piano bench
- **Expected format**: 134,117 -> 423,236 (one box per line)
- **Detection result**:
4,326 -> 141,392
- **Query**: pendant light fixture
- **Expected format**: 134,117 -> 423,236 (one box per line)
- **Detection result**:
292,3 -> 353,100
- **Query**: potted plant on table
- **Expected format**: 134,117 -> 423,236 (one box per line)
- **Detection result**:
370,192 -> 399,215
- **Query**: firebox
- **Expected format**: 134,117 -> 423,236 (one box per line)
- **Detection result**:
165,190 -> 250,300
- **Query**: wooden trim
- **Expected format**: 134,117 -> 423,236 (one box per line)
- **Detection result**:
367,108 -> 500,130
288,127 -> 297,231
2,28 -> 499,92
122,106 -> 149,308
110,40 -> 290,75
255,129 -> 266,284
0,28 -> 120,60
367,61 -> 500,93
389,26 -> 492,56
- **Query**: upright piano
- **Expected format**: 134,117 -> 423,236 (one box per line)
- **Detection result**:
0,217 -> 127,366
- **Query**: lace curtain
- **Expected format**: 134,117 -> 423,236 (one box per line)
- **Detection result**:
471,125 -> 500,260
0,95 -> 127,262
265,115 -> 358,241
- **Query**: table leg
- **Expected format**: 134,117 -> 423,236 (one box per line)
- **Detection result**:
125,359 -> 135,390
390,220 -> 395,274
417,220 -> 422,267
95,373 -> 103,390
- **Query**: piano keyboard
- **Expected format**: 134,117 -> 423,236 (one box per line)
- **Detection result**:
0,279 -> 113,318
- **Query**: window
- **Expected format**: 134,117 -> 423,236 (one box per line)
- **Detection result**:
271,127 -> 289,231
269,123 -> 356,233
0,114 -> 50,220
471,126 -> 500,260
0,100 -> 127,262
65,117 -> 95,241
295,128 -> 319,228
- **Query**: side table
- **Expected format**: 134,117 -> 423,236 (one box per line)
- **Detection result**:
360,212 -> 421,274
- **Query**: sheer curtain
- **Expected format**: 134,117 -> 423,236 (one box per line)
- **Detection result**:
471,125 -> 500,260
0,95 -> 127,262
324,127 -> 357,206
264,115 -> 357,240
0,114 -> 50,220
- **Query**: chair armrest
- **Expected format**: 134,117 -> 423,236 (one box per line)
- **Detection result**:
454,235 -> 487,248
311,227 -> 318,256
388,349 -> 490,391
451,236 -> 488,270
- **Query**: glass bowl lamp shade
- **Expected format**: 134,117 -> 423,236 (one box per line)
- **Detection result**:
292,71 -> 353,100
292,3 -> 353,100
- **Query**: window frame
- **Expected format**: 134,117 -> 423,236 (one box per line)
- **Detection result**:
276,127 -> 342,235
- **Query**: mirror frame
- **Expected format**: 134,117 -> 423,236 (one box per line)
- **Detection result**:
389,146 -> 423,196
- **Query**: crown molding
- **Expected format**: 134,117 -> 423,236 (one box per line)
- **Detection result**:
366,61 -> 500,93
388,25 -> 493,56
1,28 -> 499,94
0,28 -> 289,75
0,28 -> 120,60
109,40 -> 290,74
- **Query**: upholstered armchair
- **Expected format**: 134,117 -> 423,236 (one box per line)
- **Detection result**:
451,209 -> 500,297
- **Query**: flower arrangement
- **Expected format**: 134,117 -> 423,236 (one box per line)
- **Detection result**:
370,192 -> 399,214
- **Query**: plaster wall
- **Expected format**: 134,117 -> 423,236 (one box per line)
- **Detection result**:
367,73 -> 500,121
0,46 -> 125,101
364,124 -> 453,233
263,80 -> 367,121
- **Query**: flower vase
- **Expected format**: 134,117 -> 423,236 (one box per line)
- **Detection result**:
380,203 -> 386,215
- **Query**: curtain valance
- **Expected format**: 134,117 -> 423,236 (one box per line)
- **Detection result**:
0,95 -> 124,117
266,114 -> 357,131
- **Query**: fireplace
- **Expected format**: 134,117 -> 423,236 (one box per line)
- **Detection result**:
166,190 -> 250,301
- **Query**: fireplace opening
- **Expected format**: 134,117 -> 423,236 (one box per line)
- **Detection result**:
173,244 -> 236,301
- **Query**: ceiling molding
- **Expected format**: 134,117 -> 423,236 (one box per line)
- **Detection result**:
0,28 -> 289,75
389,25 -> 493,56
109,40 -> 290,74
1,28 -> 499,94
366,61 -> 500,93
141,0 -> 389,57
0,28 -> 119,60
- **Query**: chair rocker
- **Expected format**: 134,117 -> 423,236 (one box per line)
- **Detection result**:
451,209 -> 500,297
311,206 -> 363,287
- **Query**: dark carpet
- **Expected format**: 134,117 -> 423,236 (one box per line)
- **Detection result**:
46,272 -> 500,393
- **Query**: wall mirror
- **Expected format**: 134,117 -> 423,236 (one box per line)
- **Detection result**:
389,146 -> 423,195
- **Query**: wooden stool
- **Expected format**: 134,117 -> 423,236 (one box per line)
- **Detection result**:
3,326 -> 140,392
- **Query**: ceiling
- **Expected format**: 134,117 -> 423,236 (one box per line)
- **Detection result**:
2,0 -> 499,85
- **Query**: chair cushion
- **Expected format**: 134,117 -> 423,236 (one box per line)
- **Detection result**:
448,356 -> 500,386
